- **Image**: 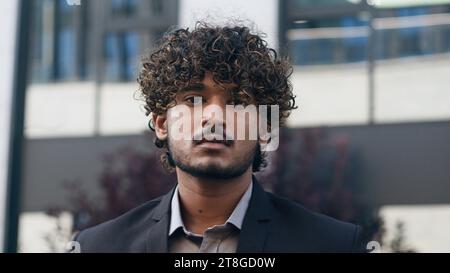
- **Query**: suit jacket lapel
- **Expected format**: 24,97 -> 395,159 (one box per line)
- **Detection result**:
146,186 -> 175,253
236,176 -> 272,253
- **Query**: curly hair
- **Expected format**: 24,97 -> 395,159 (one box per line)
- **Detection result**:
138,21 -> 297,172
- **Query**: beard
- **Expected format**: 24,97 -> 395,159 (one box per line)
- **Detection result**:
167,140 -> 259,180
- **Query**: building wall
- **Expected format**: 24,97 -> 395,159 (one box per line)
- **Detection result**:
21,121 -> 450,212
288,54 -> 450,127
25,82 -> 148,137
24,53 -> 450,139
21,134 -> 153,212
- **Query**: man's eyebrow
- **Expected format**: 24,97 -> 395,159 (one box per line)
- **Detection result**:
179,83 -> 205,92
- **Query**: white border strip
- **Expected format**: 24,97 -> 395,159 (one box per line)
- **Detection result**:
0,0 -> 19,252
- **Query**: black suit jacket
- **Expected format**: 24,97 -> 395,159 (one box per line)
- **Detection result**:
75,176 -> 366,253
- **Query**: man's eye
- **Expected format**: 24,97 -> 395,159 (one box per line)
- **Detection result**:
228,100 -> 248,107
185,96 -> 203,105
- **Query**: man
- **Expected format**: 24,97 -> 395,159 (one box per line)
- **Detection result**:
74,22 -> 366,253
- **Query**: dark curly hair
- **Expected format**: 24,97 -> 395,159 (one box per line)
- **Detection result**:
138,21 -> 297,172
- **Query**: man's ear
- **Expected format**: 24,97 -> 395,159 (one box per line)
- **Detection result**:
152,113 -> 168,141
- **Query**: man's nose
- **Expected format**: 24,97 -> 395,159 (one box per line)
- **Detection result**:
201,110 -> 226,132
200,101 -> 228,133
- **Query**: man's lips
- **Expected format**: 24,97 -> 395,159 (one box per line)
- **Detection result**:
196,141 -> 229,150
193,138 -> 233,147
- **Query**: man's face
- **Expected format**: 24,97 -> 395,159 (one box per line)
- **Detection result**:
156,73 -> 260,180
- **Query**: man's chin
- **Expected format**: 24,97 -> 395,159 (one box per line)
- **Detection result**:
177,162 -> 248,180
190,163 -> 229,176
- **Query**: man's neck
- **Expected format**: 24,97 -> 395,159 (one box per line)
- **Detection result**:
175,168 -> 253,235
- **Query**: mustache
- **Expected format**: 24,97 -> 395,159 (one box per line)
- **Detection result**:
192,122 -> 234,146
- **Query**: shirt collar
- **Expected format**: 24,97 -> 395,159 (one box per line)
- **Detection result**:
169,181 -> 253,236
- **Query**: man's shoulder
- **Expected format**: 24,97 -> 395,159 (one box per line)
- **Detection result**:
266,191 -> 355,230
265,191 -> 365,252
74,196 -> 164,253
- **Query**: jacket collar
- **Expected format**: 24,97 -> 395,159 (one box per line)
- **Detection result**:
236,175 -> 272,253
145,175 -> 272,253
145,186 -> 175,252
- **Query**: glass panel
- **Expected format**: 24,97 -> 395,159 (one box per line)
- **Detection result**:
111,0 -> 138,16
58,0 -> 78,80
30,0 -> 87,82
104,31 -> 141,81
287,15 -> 370,127
30,0 -> 55,82
104,33 -> 121,81
289,16 -> 369,65
151,0 -> 164,15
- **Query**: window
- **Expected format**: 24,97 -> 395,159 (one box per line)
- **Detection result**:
104,32 -> 140,81
111,0 -> 138,16
29,0 -> 177,83
283,0 -> 450,126
288,16 -> 369,65
151,0 -> 163,15
30,0 -> 88,82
